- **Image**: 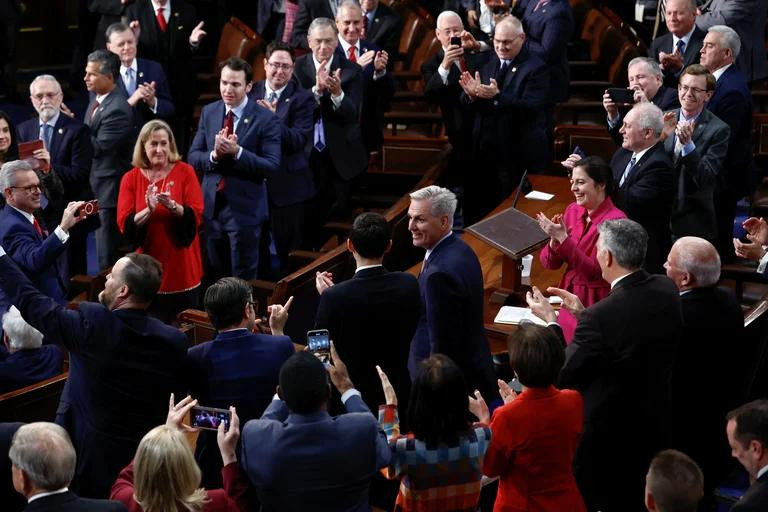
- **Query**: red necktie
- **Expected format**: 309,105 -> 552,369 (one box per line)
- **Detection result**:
90,100 -> 101,121
216,110 -> 235,192
459,57 -> 467,73
33,218 -> 43,237
348,46 -> 357,63
156,7 -> 168,32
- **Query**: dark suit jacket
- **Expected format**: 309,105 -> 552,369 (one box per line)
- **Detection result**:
22,491 -> 127,512
732,473 -> 768,511
187,328 -> 294,488
663,108 -> 730,242
0,205 -> 68,312
0,253 -> 188,499
0,422 -> 25,512
364,3 -> 402,58
696,0 -> 768,82
409,234 -> 497,401
0,345 -> 64,394
250,80 -> 315,207
293,53 -> 368,180
606,85 -> 680,145
290,0 -> 334,49
241,395 -> 390,511
115,57 -> 175,128
85,87 -> 135,209
649,26 -> 706,88
707,64 -> 753,196
512,0 -> 573,103
188,98 -> 281,225
610,142 -> 674,272
314,266 -> 420,416
463,49 -> 551,171
556,270 -> 682,510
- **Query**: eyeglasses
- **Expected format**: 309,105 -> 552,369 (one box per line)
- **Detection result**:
267,62 -> 293,70
493,34 -> 523,46
10,184 -> 41,194
678,84 -> 707,95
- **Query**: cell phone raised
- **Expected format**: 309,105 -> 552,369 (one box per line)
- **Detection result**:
450,36 -> 462,47
190,405 -> 231,431
77,200 -> 100,217
606,88 -> 635,105
307,329 -> 330,365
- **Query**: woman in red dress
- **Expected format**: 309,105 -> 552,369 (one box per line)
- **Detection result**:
117,120 -> 203,323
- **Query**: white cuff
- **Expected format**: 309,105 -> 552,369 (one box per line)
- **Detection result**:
437,65 -> 450,84
340,388 -> 361,404
757,249 -> 768,273
331,90 -> 345,109
54,226 -> 69,243
0,246 -> 5,257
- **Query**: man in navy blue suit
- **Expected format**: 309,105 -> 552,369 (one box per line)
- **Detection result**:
241,350 -> 391,511
188,277 -> 295,488
188,56 -> 281,280
17,75 -> 94,277
105,22 -> 175,130
699,24 -> 753,261
649,0 -> 705,88
0,248 -> 188,499
250,42 -> 315,275
407,185 -> 497,403
459,15 -> 550,223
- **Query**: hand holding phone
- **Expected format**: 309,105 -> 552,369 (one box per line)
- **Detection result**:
307,329 -> 331,365
190,405 -> 231,431
606,87 -> 635,105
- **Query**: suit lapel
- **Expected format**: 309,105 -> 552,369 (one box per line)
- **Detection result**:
236,100 -> 255,137
50,116 -> 65,157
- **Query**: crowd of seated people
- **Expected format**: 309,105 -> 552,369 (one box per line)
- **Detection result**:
0,0 -> 767,511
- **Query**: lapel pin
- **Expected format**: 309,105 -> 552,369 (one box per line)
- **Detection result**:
375,18 -> 379,22
512,67 -> 517,73
138,71 -> 144,78
285,98 -> 290,103
243,117 -> 249,124
174,12 -> 179,17
58,128 -> 64,134
178,26 -> 184,30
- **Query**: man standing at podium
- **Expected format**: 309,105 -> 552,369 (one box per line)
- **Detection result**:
407,185 -> 497,402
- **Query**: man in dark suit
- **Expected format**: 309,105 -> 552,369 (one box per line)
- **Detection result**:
188,57 -> 281,280
88,0 -> 125,50
106,22 -> 175,130
188,277 -> 294,489
9,422 -> 127,511
360,0 -> 402,58
17,75 -> 94,277
84,49 -> 134,271
459,15 -> 550,223
696,0 -> 768,83
240,351 -> 391,510
604,57 -> 680,146
407,186 -> 497,404
649,0 -> 704,88
609,102 -> 674,273
727,400 -> 768,511
290,0 -> 335,49
250,42 -> 315,275
0,422 -> 24,512
0,249 -> 188,499
664,237 -> 744,500
314,212 -> 420,416
662,64 -> 729,244
699,24 -> 753,261
0,306 -> 63,394
334,1 -> 394,153
528,218 -> 683,512
293,17 -> 367,241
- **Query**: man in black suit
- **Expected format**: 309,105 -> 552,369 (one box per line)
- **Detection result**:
9,422 -> 127,511
293,17 -> 367,243
291,0 -> 335,49
0,249 -> 188,499
528,218 -> 683,512
727,400 -> 768,511
360,0 -> 402,59
84,49 -> 134,270
17,75 -> 94,276
649,0 -> 704,88
604,57 -> 680,146
459,15 -> 550,223
314,212 -> 420,416
664,236 -> 744,500
250,41 -> 315,276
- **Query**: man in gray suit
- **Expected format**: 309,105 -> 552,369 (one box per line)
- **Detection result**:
695,0 -> 768,82
84,49 -> 134,270
662,64 -> 729,244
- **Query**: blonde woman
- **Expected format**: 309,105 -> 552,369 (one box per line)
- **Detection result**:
111,395 -> 252,512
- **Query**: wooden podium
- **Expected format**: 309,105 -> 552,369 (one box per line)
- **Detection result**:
466,207 -> 548,304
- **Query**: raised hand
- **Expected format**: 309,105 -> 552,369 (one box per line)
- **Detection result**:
547,286 -> 585,318
376,365 -> 398,406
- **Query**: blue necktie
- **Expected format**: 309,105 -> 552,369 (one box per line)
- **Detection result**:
676,38 -> 686,56
40,123 -> 52,150
267,91 -> 278,103
620,157 -> 636,187
314,119 -> 326,152
124,68 -> 136,96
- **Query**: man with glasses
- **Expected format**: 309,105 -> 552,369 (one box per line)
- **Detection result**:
661,64 -> 729,244
17,75 -> 94,276
0,160 -> 87,313
250,41 -> 315,275
458,15 -> 550,223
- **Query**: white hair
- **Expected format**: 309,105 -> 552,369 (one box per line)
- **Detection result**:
628,57 -> 663,79
410,185 -> 457,218
708,25 -> 741,60
0,160 -> 35,191
673,236 -> 721,287
29,75 -> 62,95
436,10 -> 462,29
630,102 -> 665,138
2,306 -> 44,352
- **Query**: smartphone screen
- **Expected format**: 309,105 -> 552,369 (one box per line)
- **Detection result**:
190,405 -> 231,431
307,329 -> 330,364
450,36 -> 461,47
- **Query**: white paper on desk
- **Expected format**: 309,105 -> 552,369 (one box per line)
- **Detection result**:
525,190 -> 554,201
494,306 -> 549,326
521,254 -> 533,278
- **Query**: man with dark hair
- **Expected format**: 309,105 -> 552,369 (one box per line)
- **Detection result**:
0,247 -> 188,498
644,449 -> 703,512
727,400 -> 768,511
528,218 -> 683,511
189,56 -> 281,280
240,349 -> 391,510
84,48 -> 135,270
250,41 -> 315,275
188,277 -> 294,488
314,211 -> 419,416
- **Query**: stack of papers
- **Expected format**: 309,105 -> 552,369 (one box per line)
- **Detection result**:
494,306 -> 549,326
